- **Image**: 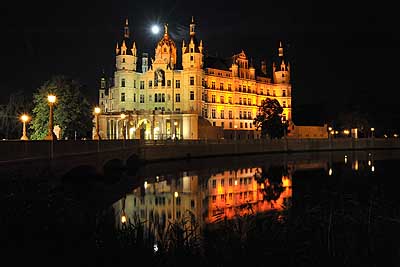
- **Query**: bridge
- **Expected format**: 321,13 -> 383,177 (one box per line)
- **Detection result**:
0,138 -> 399,182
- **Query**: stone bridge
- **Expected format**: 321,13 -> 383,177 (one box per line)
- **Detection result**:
1,138 -> 399,182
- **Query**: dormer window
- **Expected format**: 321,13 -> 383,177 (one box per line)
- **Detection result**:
190,48 -> 194,53
122,58 -> 125,63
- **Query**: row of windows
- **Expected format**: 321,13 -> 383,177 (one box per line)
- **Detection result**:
210,121 -> 254,129
120,92 -> 194,102
212,177 -> 253,188
211,191 -> 257,202
120,77 -> 201,89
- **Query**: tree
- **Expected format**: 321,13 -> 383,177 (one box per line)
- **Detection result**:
253,98 -> 287,139
30,75 -> 93,140
0,91 -> 32,139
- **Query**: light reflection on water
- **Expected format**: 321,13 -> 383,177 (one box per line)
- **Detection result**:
111,149 -> 384,240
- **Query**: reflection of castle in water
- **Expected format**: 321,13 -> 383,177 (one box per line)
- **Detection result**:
113,166 -> 293,228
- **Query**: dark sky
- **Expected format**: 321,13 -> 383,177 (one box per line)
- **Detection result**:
1,0 -> 398,124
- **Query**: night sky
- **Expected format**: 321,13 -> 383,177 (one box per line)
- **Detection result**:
1,0 -> 398,127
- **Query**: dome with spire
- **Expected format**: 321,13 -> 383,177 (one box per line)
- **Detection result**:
154,24 -> 177,67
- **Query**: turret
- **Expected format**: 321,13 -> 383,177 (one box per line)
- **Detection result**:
182,16 -> 203,69
153,24 -> 177,69
273,41 -> 290,84
99,70 -> 108,112
115,19 -> 138,71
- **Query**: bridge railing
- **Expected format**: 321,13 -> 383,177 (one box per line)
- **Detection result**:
1,138 -> 399,163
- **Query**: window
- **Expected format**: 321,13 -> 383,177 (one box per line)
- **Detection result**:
212,122 -> 216,126
282,89 -> 286,96
220,83 -> 224,90
220,96 -> 224,103
149,80 -> 152,88
176,80 -> 181,88
190,48 -> 194,53
212,109 -> 216,119
134,80 -> 136,88
248,98 -> 251,105
212,95 -> 216,103
121,78 -> 125,87
229,122 -> 233,128
221,179 -> 224,186
211,81 -> 215,89
229,178 -> 233,186
175,93 -> 181,102
283,101 -> 286,107
229,110 -> 233,119
228,84 -> 232,91
239,111 -> 242,119
140,94 -> 145,103
220,110 -> 224,119
167,80 -> 171,87
140,81 -> 145,89
149,95 -> 152,102
212,179 -> 216,188
190,76 -> 195,86
121,93 -> 125,102
190,55 -> 193,61
239,98 -> 242,105
122,58 -> 125,63
248,111 -> 251,119
190,91 -> 195,100
134,93 -> 136,102
240,122 -> 243,128
221,121 -> 224,128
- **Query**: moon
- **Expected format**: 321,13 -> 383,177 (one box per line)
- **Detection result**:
151,25 -> 160,34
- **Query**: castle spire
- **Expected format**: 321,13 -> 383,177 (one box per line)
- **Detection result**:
190,16 -> 195,36
164,23 -> 168,36
124,18 -> 129,39
278,41 -> 283,57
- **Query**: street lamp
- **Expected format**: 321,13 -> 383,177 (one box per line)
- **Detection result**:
20,114 -> 30,140
173,191 -> 179,221
371,127 -> 375,138
93,107 -> 101,140
44,94 -> 57,140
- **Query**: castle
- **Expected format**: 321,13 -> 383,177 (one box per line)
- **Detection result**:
97,18 -> 292,140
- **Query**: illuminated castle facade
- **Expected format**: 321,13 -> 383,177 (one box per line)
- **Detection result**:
97,18 -> 292,140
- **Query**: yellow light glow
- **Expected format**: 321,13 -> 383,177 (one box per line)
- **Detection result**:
371,127 -> 375,132
121,215 -> 127,224
328,127 -> 332,131
371,166 -> 375,172
20,114 -> 30,122
343,129 -> 350,135
47,94 -> 56,103
174,191 -> 179,198
94,107 -> 101,114
328,168 -> 333,176
174,121 -> 178,126
120,113 -> 126,119
368,160 -> 371,166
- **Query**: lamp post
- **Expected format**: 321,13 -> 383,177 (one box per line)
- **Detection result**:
371,127 -> 375,138
45,94 -> 57,140
93,107 -> 101,140
20,114 -> 30,140
173,191 -> 179,221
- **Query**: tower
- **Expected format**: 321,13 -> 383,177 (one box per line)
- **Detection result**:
181,17 -> 204,115
273,41 -> 290,84
99,70 -> 108,112
153,24 -> 177,69
115,19 -> 138,72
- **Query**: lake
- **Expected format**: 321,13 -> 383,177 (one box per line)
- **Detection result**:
2,149 -> 400,266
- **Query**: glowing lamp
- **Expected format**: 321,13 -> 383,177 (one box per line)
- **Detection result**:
20,114 -> 29,123
47,94 -> 56,104
94,107 -> 101,114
